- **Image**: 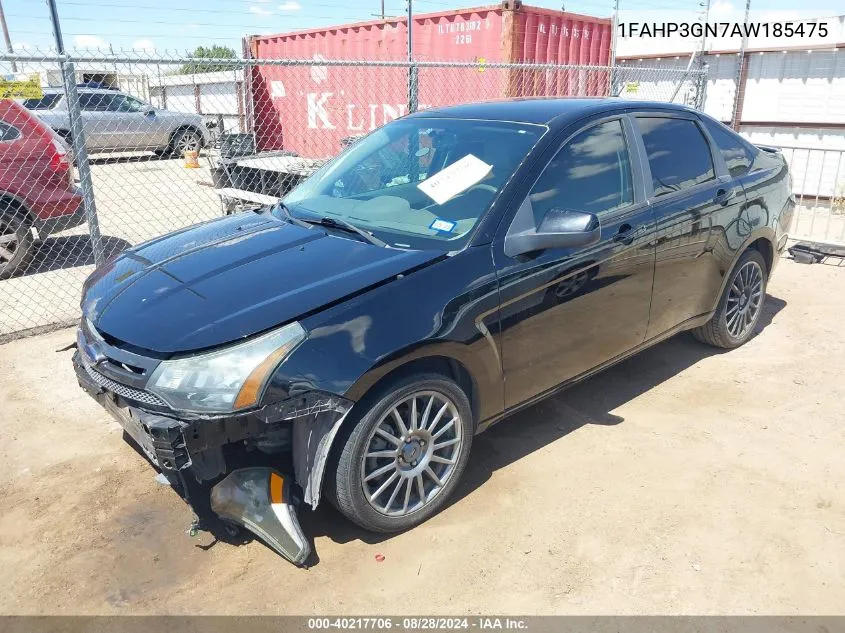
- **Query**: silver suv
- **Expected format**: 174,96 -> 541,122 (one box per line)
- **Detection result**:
24,88 -> 209,155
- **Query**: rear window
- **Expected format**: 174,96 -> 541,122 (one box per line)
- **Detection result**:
636,117 -> 715,197
22,93 -> 62,110
703,119 -> 756,178
0,121 -> 21,142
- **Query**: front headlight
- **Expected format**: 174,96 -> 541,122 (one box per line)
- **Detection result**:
147,322 -> 306,413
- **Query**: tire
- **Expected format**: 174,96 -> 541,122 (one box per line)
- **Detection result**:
327,372 -> 474,533
166,128 -> 203,157
0,209 -> 35,280
693,248 -> 768,349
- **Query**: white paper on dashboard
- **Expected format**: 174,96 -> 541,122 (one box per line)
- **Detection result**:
417,154 -> 492,205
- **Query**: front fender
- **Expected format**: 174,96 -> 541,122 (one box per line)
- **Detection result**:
266,246 -> 503,421
263,247 -> 503,507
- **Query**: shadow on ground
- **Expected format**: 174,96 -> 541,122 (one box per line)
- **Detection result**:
298,294 -> 787,561
163,295 -> 786,566
17,235 -> 131,276
88,152 -> 179,165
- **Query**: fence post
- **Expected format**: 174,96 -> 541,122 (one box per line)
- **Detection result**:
46,0 -> 104,265
406,0 -> 418,113
408,63 -> 418,113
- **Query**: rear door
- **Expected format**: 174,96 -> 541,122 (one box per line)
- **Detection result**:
493,114 -> 657,408
633,112 -> 747,339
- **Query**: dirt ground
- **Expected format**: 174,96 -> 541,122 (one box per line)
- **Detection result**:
1,257 -> 844,615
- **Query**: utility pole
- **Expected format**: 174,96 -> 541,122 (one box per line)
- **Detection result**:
608,0 -> 619,95
45,0 -> 105,265
407,0 -> 417,113
730,0 -> 752,129
381,0 -> 385,19
0,0 -> 17,73
670,0 -> 711,104
699,0 -> 712,61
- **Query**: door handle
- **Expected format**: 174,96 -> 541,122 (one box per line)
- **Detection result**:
715,188 -> 736,206
613,223 -> 640,245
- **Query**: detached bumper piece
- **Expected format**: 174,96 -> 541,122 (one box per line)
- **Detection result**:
211,468 -> 310,565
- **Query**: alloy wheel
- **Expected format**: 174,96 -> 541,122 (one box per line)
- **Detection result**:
0,222 -> 19,266
176,132 -> 201,153
726,260 -> 764,339
360,391 -> 463,517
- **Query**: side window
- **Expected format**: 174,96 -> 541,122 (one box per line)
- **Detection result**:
108,95 -> 145,113
123,96 -> 146,113
78,93 -> 114,112
636,117 -> 715,197
528,119 -> 633,225
105,95 -> 127,112
0,121 -> 21,142
703,119 -> 755,178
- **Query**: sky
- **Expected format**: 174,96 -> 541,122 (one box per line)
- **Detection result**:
2,0 -> 843,55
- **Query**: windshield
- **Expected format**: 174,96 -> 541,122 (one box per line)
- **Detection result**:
282,117 -> 545,250
22,93 -> 62,110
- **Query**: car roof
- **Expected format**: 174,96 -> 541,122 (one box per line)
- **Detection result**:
406,97 -> 698,127
43,87 -> 120,94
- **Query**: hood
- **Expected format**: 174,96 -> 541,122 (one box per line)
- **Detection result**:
82,213 -> 440,353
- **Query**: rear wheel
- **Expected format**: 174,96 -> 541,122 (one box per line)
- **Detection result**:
328,373 -> 474,533
167,128 -> 203,157
693,249 -> 768,349
0,210 -> 35,280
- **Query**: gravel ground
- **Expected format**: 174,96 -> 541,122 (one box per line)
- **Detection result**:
1,258 -> 844,615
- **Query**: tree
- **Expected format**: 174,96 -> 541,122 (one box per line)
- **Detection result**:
179,45 -> 238,74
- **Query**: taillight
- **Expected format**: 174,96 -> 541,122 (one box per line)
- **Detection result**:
48,137 -> 74,184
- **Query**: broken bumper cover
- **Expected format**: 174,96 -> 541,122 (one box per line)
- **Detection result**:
73,351 -> 352,564
211,468 -> 310,565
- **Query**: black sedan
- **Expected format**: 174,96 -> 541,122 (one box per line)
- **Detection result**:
73,98 -> 794,564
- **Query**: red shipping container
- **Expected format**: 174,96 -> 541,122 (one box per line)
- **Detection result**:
248,1 -> 611,155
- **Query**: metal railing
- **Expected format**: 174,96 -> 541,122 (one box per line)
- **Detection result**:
777,144 -> 845,245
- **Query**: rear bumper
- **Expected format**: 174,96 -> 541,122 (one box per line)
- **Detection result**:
33,186 -> 85,237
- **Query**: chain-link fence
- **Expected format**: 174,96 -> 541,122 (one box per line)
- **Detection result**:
0,49 -> 707,340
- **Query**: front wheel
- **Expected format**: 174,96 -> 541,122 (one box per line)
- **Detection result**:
693,249 -> 768,349
328,373 -> 474,533
167,128 -> 203,156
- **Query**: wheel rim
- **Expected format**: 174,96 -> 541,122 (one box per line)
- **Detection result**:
555,271 -> 588,300
0,222 -> 19,266
726,260 -> 764,339
177,133 -> 200,153
360,390 -> 463,517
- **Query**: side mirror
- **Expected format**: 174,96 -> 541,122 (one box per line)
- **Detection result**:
141,104 -> 155,115
504,208 -> 601,257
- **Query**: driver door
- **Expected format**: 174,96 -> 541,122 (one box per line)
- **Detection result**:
493,114 -> 658,408
107,94 -> 164,150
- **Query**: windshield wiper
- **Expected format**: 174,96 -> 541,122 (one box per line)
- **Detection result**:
302,216 -> 388,248
274,202 -> 312,229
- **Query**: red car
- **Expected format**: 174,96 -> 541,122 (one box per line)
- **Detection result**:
0,98 -> 84,278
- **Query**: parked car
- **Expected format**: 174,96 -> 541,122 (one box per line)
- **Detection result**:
23,88 -> 209,155
73,98 -> 794,564
0,99 -> 84,279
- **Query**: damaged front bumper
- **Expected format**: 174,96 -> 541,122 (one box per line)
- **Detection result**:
73,351 -> 352,565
